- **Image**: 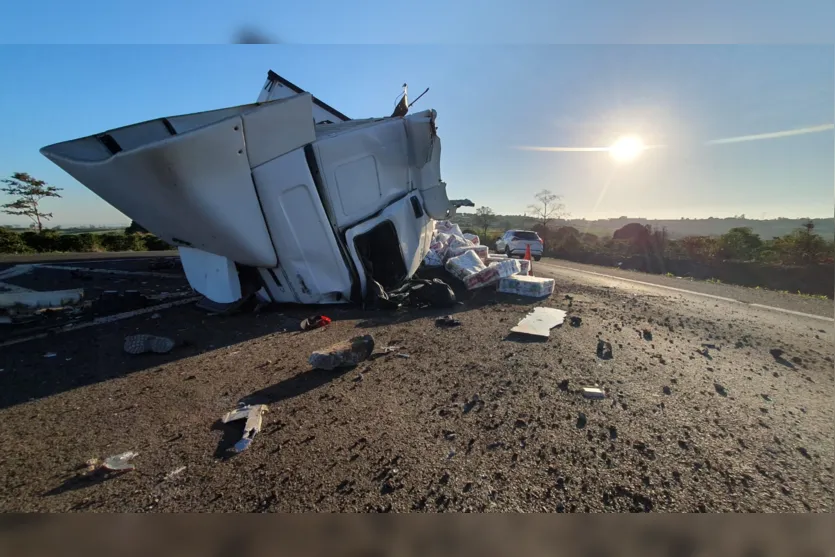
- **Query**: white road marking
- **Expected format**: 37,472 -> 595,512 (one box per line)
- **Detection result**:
539,262 -> 834,323
35,264 -> 181,278
0,296 -> 201,348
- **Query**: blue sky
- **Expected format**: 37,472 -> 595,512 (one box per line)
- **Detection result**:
0,44 -> 832,226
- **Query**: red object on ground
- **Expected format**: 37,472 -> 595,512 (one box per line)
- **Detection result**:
524,245 -> 533,276
301,315 -> 332,330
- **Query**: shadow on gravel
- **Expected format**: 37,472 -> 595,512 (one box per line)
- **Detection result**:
43,469 -> 128,497
240,366 -> 353,406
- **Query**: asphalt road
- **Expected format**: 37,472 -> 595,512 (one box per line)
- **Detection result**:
0,258 -> 831,512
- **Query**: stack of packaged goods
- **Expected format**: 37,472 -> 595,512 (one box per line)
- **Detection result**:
497,274 -> 555,297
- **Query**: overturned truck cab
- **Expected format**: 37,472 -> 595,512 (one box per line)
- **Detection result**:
41,74 -> 471,305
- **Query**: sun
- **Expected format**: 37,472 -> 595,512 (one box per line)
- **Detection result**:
609,135 -> 645,163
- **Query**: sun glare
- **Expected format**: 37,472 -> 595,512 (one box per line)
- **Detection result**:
609,135 -> 645,163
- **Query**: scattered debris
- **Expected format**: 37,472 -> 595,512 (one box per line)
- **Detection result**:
221,404 -> 268,453
43,352 -> 57,358
510,307 -> 567,338
714,382 -> 728,397
569,316 -> 582,327
124,334 -> 175,355
642,329 -> 653,341
301,314 -> 332,331
582,387 -> 605,399
102,451 -> 139,472
165,466 -> 187,480
576,412 -> 587,428
435,315 -> 462,327
309,335 -> 375,370
769,348 -> 784,359
696,346 -> 711,357
396,353 -> 411,359
662,386 -> 672,395
596,340 -> 613,360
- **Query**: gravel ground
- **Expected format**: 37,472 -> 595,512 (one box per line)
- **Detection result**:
0,261 -> 832,512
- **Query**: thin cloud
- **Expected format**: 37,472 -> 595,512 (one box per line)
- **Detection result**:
706,124 -> 833,145
513,144 -> 665,152
514,146 -> 611,152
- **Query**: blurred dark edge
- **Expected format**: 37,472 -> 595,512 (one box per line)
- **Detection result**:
0,515 -> 833,557
234,27 -> 280,44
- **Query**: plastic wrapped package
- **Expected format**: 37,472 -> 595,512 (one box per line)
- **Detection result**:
497,275 -> 555,297
448,235 -> 474,250
434,232 -> 452,247
423,249 -> 444,267
445,250 -> 486,280
463,259 -> 521,290
435,220 -> 464,238
517,259 -> 531,276
463,233 -> 480,245
446,244 -> 488,262
486,254 -> 508,263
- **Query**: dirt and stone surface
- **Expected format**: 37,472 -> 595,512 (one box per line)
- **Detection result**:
0,256 -> 832,512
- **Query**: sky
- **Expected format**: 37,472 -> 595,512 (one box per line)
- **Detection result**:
0,43 -> 832,226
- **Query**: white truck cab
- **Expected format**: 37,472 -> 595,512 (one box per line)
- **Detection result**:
41,71 -> 470,305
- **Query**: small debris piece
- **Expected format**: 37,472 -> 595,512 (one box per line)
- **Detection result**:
165,466 -> 186,480
309,335 -> 375,370
569,316 -> 582,327
150,313 -> 161,319
701,343 -> 719,350
511,307 -> 567,338
396,353 -> 411,359
43,352 -> 57,358
301,314 -> 332,331
696,346 -> 710,357
596,340 -> 613,360
769,348 -> 784,359
582,387 -> 605,399
436,315 -> 462,327
576,413 -> 587,428
221,404 -> 268,453
124,335 -> 175,355
714,383 -> 728,397
102,451 -> 139,472
642,329 -> 653,341
662,386 -> 672,395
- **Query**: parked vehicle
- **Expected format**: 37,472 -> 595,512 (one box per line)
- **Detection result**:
495,230 -> 543,260
40,71 -> 472,305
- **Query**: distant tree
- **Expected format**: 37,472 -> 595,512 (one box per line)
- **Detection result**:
1,172 -> 63,232
527,189 -> 566,228
472,206 -> 495,238
718,227 -> 762,260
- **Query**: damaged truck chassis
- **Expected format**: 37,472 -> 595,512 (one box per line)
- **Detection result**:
41,71 -> 472,306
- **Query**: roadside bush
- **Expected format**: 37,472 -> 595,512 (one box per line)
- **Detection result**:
21,230 -> 61,252
56,233 -> 98,252
718,227 -> 762,260
0,228 -> 32,254
99,232 -> 145,252
142,234 -> 172,251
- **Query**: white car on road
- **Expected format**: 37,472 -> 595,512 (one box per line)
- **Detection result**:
495,230 -> 543,260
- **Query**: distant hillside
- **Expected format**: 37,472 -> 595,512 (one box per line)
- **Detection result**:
453,214 -> 834,240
